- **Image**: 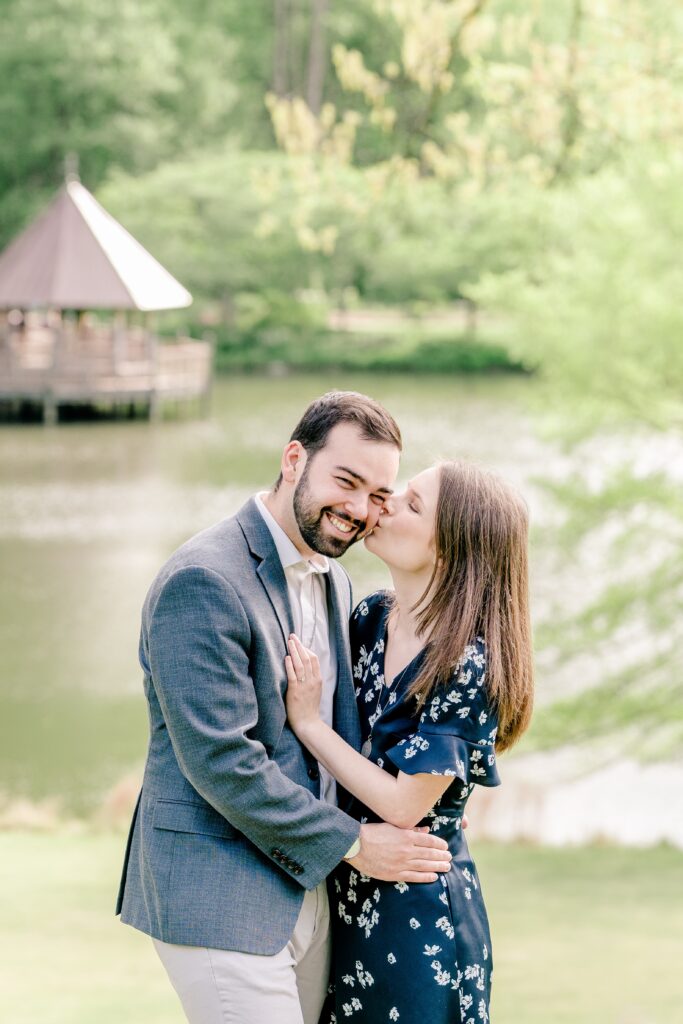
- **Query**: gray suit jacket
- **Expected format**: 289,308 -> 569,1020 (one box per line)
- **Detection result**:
116,497 -> 362,953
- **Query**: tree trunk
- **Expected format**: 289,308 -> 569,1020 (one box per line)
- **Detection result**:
273,0 -> 290,96
306,0 -> 328,114
553,0 -> 584,182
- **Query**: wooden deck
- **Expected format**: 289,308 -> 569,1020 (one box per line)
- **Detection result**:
0,324 -> 212,422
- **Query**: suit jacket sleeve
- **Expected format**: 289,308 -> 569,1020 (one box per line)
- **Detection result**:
146,564 -> 360,891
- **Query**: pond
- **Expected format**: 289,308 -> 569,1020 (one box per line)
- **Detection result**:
0,372 -> 557,816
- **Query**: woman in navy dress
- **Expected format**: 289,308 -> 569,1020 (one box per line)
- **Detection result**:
286,460 -> 534,1024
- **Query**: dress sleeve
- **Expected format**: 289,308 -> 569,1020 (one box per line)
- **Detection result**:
350,590 -> 386,629
385,638 -> 500,787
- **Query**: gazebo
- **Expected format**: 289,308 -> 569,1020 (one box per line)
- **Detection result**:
0,175 -> 212,422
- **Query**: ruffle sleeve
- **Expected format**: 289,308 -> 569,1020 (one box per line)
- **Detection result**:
350,590 -> 388,633
385,638 -> 500,788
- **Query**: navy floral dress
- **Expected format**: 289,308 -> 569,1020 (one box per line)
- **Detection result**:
327,591 -> 501,1024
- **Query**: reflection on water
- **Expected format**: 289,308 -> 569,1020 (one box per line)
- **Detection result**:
1,374 -> 547,815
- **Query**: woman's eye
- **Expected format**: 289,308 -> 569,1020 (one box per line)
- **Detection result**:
409,503 -> 419,514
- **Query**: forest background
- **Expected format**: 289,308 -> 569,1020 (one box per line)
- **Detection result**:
2,0 -> 682,395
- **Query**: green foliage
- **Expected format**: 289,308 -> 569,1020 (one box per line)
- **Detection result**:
233,289 -> 327,338
0,0 -> 239,246
471,151 -> 683,428
529,676 -> 683,762
460,146 -> 683,765
529,464 -> 683,759
98,149 -> 306,302
213,326 -> 525,375
181,289 -> 526,374
98,142 -> 546,311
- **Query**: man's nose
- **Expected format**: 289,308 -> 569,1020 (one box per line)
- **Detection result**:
343,493 -> 370,523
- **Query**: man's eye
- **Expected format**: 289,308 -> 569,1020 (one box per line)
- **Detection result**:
336,477 -> 353,487
370,495 -> 385,506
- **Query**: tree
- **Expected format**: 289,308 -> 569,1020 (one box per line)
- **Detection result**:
306,0 -> 329,115
470,150 -> 683,759
263,1 -> 683,260
0,0 -> 238,246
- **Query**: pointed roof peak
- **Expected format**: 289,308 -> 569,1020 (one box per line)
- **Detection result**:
64,152 -> 80,185
0,180 -> 192,311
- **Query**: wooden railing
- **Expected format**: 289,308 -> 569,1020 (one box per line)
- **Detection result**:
0,326 -> 212,406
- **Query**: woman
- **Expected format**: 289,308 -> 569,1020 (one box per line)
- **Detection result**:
285,460 -> 534,1024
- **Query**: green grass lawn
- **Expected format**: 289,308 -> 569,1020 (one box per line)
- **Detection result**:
2,830 -> 681,1024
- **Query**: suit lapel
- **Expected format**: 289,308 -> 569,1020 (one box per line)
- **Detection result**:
236,498 -> 294,648
256,551 -> 294,647
327,567 -> 361,753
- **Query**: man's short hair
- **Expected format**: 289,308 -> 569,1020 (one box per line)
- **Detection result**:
274,391 -> 402,487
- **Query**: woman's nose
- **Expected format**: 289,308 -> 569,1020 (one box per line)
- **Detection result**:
381,498 -> 395,516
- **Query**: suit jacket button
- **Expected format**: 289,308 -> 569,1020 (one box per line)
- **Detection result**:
307,765 -> 319,781
272,848 -> 282,859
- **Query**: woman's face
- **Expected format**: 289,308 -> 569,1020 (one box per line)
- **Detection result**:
364,465 -> 440,573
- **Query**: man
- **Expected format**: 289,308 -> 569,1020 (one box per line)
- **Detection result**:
116,391 -> 452,1024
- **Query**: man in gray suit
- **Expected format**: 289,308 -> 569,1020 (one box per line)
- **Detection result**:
116,391 -> 452,1024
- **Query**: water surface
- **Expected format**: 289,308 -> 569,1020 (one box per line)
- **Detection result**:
1,374 -> 547,814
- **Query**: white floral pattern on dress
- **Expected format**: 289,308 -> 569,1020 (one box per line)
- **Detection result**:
328,593 -> 499,1024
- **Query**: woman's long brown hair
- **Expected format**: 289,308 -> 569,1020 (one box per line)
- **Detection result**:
405,460 -> 534,752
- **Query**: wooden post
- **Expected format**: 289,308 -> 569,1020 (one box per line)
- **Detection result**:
147,317 -> 160,421
51,318 -> 62,371
0,313 -> 11,384
149,392 -> 160,421
43,392 -> 58,425
463,298 -> 478,334
112,311 -> 125,373
201,330 -> 215,418
43,316 -> 62,424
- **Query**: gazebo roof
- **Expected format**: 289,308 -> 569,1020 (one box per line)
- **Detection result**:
0,180 -> 192,311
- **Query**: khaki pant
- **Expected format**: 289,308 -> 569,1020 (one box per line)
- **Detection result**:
152,883 -> 331,1024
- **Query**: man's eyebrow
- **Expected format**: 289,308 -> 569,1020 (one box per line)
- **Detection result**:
334,465 -> 394,495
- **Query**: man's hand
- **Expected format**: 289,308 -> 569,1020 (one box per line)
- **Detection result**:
346,822 -> 452,883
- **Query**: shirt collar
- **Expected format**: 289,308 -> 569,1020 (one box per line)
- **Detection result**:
255,492 -> 329,575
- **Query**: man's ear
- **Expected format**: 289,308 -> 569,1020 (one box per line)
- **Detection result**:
281,441 -> 306,484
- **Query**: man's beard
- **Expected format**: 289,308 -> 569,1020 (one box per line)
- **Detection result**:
293,464 -> 364,557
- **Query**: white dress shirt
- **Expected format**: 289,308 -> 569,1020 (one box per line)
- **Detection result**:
255,493 -> 338,805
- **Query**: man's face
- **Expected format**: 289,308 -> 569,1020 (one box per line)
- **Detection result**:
292,423 -> 400,557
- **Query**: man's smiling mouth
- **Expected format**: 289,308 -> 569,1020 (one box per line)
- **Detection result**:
325,511 -> 357,535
